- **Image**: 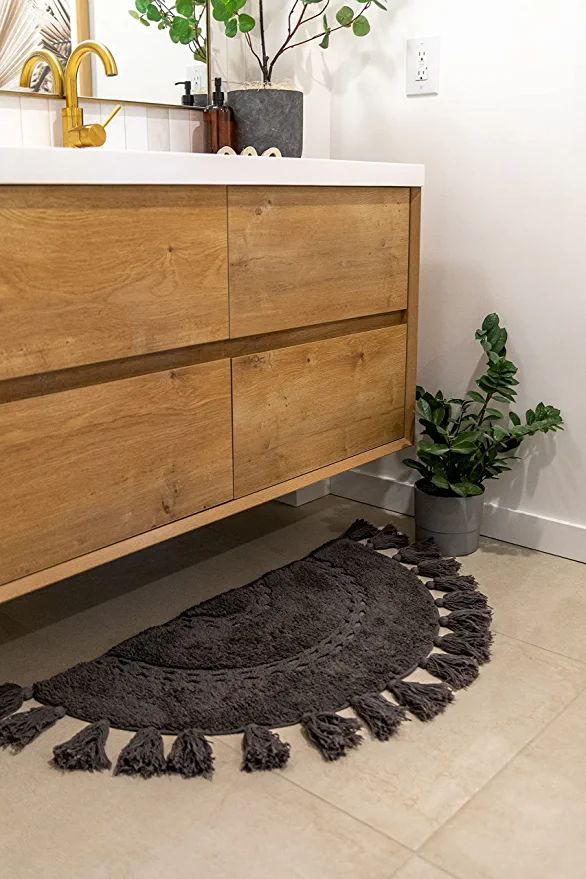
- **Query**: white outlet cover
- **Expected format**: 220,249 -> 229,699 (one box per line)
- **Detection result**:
406,37 -> 440,96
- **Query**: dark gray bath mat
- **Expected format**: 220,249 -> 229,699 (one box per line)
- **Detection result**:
0,520 -> 492,778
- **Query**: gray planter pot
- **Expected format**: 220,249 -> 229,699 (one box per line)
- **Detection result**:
227,89 -> 303,158
414,482 -> 485,557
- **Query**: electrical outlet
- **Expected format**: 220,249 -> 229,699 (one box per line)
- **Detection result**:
407,37 -> 440,96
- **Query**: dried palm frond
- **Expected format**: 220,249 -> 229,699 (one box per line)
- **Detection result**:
0,0 -> 41,90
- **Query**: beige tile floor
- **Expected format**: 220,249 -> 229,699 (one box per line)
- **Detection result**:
1,495 -> 585,879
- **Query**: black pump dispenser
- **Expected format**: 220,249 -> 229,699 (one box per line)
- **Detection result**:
212,77 -> 225,107
175,80 -> 194,106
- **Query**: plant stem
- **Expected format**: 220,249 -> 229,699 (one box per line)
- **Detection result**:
283,1 -> 371,53
258,0 -> 270,82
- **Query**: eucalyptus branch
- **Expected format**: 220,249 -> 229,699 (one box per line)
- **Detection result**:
284,1 -> 371,53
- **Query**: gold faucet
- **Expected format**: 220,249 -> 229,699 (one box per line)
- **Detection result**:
62,41 -> 121,148
21,40 -> 121,148
20,50 -> 65,96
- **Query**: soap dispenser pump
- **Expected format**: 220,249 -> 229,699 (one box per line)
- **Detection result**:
175,80 -> 195,106
204,77 -> 236,153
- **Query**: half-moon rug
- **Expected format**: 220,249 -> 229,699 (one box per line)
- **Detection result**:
0,519 -> 493,778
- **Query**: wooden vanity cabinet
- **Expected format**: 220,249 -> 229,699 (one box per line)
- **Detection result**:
0,184 -> 420,601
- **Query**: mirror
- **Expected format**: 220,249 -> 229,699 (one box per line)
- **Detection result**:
0,0 -> 210,107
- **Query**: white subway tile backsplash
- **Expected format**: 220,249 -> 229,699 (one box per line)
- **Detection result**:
124,105 -> 148,152
0,95 -> 23,147
169,108 -> 191,153
20,97 -> 51,147
190,110 -> 205,153
147,106 -> 170,152
100,103 -> 126,151
1,94 -> 205,154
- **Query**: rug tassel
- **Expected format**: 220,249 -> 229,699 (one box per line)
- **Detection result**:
350,693 -> 407,741
241,724 -> 291,772
389,681 -> 454,722
369,525 -> 410,551
0,705 -> 65,752
114,728 -> 166,779
436,590 -> 490,612
435,632 -> 492,664
420,653 -> 479,690
167,729 -> 215,779
0,683 -> 33,721
52,719 -> 111,772
439,609 -> 493,636
395,539 -> 441,566
417,557 -> 462,578
432,574 -> 478,593
343,519 -> 379,541
301,712 -> 363,761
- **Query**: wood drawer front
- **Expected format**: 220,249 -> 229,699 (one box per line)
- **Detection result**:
232,324 -> 407,497
228,186 -> 410,338
0,362 -> 233,585
0,186 -> 228,381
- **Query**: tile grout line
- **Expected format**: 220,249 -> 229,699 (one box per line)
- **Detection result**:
271,766 -> 415,856
490,626 -> 586,666
416,686 -> 586,868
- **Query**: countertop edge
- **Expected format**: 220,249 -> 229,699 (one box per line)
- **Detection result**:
0,149 -> 425,187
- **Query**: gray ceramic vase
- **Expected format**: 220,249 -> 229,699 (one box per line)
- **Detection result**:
227,88 -> 303,158
414,482 -> 485,557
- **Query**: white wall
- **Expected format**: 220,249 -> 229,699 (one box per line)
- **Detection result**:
328,0 -> 586,561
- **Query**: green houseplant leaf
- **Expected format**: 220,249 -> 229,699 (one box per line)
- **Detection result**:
407,314 -> 564,498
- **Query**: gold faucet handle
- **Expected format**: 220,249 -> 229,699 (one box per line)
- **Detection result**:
102,105 -> 122,128
68,105 -> 122,148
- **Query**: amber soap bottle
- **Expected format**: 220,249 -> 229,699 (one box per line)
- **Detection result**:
204,78 -> 237,153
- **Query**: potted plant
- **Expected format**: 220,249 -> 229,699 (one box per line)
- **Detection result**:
130,0 -> 387,156
404,314 -> 564,556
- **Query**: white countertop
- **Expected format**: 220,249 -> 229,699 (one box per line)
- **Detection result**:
0,147 -> 424,187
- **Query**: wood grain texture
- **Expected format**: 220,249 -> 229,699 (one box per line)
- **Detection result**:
0,436 -> 410,604
0,310 -> 405,405
228,186 -> 410,337
232,324 -> 408,497
0,186 -> 228,380
0,362 -> 233,585
404,188 -> 421,443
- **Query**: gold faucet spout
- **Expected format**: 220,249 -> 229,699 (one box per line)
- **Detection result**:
65,40 -> 118,111
19,50 -> 64,95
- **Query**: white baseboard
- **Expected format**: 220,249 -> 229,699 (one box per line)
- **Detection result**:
331,471 -> 586,564
278,479 -> 331,507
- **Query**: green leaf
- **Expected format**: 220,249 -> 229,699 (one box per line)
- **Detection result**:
418,440 -> 449,456
372,0 -> 387,7
129,9 -> 141,19
467,391 -> 485,404
431,473 -> 450,491
509,411 -> 521,426
176,0 -> 194,14
225,17 -> 237,36
135,0 -> 148,11
146,3 -> 162,21
170,15 -> 191,41
352,14 -> 370,35
238,12 -> 255,31
451,482 -> 484,497
336,5 -> 354,25
319,32 -> 330,48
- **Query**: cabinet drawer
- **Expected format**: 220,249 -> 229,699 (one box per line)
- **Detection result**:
232,324 -> 407,496
228,186 -> 410,338
0,362 -> 233,585
0,186 -> 229,380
